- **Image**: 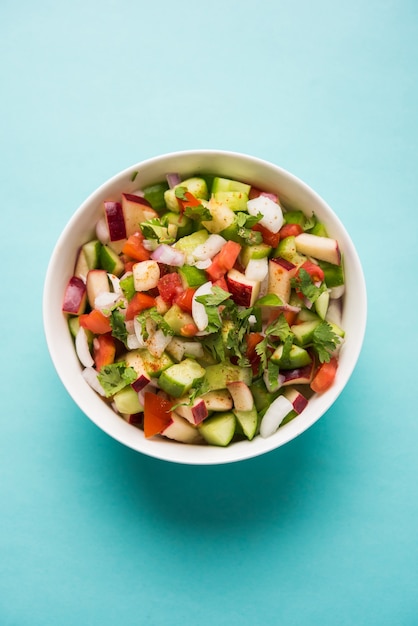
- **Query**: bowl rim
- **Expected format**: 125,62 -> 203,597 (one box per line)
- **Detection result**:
43,149 -> 367,465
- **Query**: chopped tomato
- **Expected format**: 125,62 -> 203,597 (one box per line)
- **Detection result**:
251,223 -> 281,248
180,322 -> 199,337
79,309 -> 112,334
212,276 -> 229,292
122,232 -> 150,262
93,333 -> 116,370
267,307 -> 298,327
279,223 -> 303,239
206,241 -> 241,281
143,392 -> 173,438
245,332 -> 264,375
157,272 -> 183,304
125,292 -> 156,321
206,257 -> 225,281
174,287 -> 196,313
299,260 -> 325,283
310,357 -> 338,393
176,190 -> 202,213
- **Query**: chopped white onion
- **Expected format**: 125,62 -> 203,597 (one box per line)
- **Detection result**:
94,291 -> 122,314
192,281 -> 213,331
245,257 -> 269,282
193,234 -> 226,261
127,333 -> 141,350
146,328 -> 173,358
260,395 -> 293,438
75,327 -> 94,368
82,367 -> 106,396
143,239 -> 159,252
151,244 -> 185,267
247,195 -> 284,234
96,216 -> 110,244
133,317 -> 148,348
107,273 -> 121,293
195,259 -> 212,269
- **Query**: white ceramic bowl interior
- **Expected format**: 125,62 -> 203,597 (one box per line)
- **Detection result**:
43,150 -> 367,465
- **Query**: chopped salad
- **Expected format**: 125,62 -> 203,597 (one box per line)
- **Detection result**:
63,172 -> 345,446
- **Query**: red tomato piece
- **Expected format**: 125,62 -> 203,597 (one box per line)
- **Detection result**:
79,309 -> 112,334
279,223 -> 303,239
143,392 -> 173,438
180,322 -> 199,337
212,276 -> 229,292
125,292 -> 157,320
157,272 -> 183,304
93,333 -> 116,370
206,241 -> 241,281
174,287 -> 196,313
122,232 -> 151,262
299,260 -> 325,283
251,223 -> 281,248
310,357 -> 338,393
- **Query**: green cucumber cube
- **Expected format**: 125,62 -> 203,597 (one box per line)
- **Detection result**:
99,244 -> 125,276
158,358 -> 206,398
203,364 -> 252,392
198,412 -> 236,447
211,177 -> 251,196
113,386 -> 143,415
233,406 -> 258,440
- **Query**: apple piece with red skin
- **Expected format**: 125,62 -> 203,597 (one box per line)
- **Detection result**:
131,374 -> 151,393
226,268 -> 260,307
175,397 -> 208,425
282,387 -> 309,414
295,233 -> 341,266
280,361 -> 315,386
162,412 -> 203,444
86,269 -> 109,309
226,381 -> 254,411
201,389 -> 233,412
268,257 -> 297,304
104,201 -> 126,241
62,276 -> 87,315
121,193 -> 158,237
124,412 -> 144,426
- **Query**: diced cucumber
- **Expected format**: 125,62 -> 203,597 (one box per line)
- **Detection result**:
211,176 -> 251,196
173,229 -> 209,253
280,409 -> 298,427
233,406 -> 258,440
124,348 -> 174,378
270,344 -> 312,369
158,358 -> 206,398
68,316 -> 80,338
318,259 -> 345,287
198,412 -> 236,447
113,386 -> 143,415
164,304 -> 195,336
291,320 -> 322,346
164,177 -> 209,212
314,290 -> 330,320
143,181 -> 169,211
213,191 -> 249,212
240,243 -> 272,267
309,221 -> 328,237
163,211 -> 193,238
99,244 -> 125,276
166,337 -> 204,362
283,210 -> 306,227
295,308 -> 321,323
178,264 -> 208,288
250,378 -> 280,413
74,239 -> 102,278
274,236 -> 306,264
203,363 -> 252,392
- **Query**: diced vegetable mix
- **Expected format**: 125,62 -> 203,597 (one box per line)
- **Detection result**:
63,174 -> 345,446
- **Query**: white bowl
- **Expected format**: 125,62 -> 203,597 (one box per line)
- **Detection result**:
43,150 -> 367,465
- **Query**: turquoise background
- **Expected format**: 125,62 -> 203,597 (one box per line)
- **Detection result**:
1,1 -> 417,624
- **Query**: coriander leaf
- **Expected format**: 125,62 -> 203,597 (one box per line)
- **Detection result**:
97,362 -> 137,398
303,213 -> 316,231
267,360 -> 281,391
276,335 -> 294,368
291,268 -> 326,303
140,217 -> 174,244
110,310 -> 128,347
255,337 -> 269,370
236,227 -> 263,245
174,186 -> 188,200
148,308 -> 175,336
265,313 -> 292,342
195,285 -> 232,308
312,321 -> 341,363
200,333 -> 226,363
184,203 -> 213,221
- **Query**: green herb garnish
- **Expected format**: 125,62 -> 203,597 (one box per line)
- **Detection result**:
97,362 -> 137,398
